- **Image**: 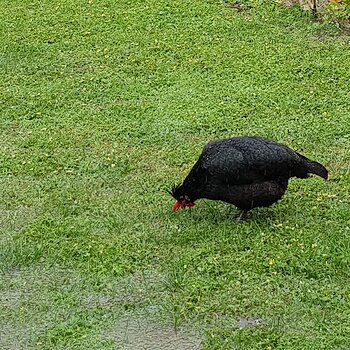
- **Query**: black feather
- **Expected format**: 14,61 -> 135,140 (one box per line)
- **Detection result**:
168,183 -> 181,199
169,136 -> 328,212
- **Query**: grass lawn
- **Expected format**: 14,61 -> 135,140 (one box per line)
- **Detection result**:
1,0 -> 350,348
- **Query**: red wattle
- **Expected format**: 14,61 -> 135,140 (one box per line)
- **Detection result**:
172,201 -> 182,211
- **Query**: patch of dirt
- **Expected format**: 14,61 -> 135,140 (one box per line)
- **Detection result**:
0,290 -> 27,309
105,314 -> 202,350
229,2 -> 251,12
0,206 -> 37,243
0,325 -> 31,350
337,19 -> 350,32
84,270 -> 203,349
0,266 -> 85,349
281,0 -> 328,11
80,270 -> 166,310
236,316 -> 268,328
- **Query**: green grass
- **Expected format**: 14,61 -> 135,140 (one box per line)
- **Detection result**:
1,0 -> 350,349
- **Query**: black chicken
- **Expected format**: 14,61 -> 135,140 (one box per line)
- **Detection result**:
169,136 -> 328,220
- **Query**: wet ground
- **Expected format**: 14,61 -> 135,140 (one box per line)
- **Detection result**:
107,315 -> 202,350
0,266 -> 268,349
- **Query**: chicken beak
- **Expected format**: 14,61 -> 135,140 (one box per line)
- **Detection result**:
172,201 -> 182,212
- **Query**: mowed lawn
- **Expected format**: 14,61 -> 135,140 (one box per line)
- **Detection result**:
1,0 -> 350,349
